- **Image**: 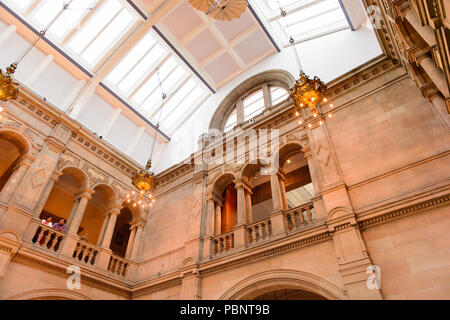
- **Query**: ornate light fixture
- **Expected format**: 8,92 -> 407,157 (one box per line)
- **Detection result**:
127,71 -> 167,209
189,0 -> 248,21
0,64 -> 19,102
274,1 -> 333,126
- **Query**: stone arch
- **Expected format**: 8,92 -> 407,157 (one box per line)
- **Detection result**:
92,183 -> 118,204
209,70 -> 295,131
7,288 -> 92,300
58,165 -> 90,191
272,141 -> 306,168
219,269 -> 347,300
0,128 -> 32,155
211,172 -> 236,196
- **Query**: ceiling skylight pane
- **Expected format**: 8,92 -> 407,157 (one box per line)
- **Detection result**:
4,0 -> 33,12
67,0 -> 122,54
49,0 -> 98,39
160,79 -> 196,117
106,34 -> 156,85
162,87 -> 204,128
117,44 -> 165,93
132,76 -> 160,104
32,0 -> 63,28
81,9 -> 135,64
162,67 -> 187,92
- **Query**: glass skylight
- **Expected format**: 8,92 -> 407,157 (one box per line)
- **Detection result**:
3,0 -> 139,68
104,29 -> 210,133
252,0 -> 349,46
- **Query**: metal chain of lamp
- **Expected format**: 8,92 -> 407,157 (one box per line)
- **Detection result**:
275,1 -> 334,128
126,71 -> 167,209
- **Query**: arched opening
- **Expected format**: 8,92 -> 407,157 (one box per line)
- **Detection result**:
0,130 -> 29,194
110,207 -> 132,257
212,173 -> 237,234
242,161 -> 273,222
278,143 -> 314,209
221,183 -> 237,233
253,289 -> 327,300
40,167 -> 87,233
219,270 -> 347,300
79,184 -> 116,245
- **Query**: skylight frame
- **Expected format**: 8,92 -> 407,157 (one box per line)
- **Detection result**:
251,0 -> 351,47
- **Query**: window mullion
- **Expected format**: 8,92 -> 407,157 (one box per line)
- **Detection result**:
262,83 -> 272,109
236,99 -> 244,125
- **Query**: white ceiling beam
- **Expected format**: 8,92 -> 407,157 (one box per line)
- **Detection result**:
178,22 -> 209,46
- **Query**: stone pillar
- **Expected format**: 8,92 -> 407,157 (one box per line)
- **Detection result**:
96,213 -> 110,247
235,184 -> 246,225
100,206 -> 121,249
214,201 -> 222,236
278,171 -> 288,210
33,171 -> 62,216
130,222 -> 145,261
67,190 -> 92,235
125,226 -> 137,260
0,154 -> 34,203
429,93 -> 450,129
419,56 -> 450,97
405,9 -> 436,47
245,190 -> 253,224
59,189 -> 92,257
270,173 -> 283,211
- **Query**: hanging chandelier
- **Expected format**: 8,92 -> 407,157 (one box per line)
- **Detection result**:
189,0 -> 248,21
274,1 -> 333,127
0,64 -> 19,102
127,71 -> 167,209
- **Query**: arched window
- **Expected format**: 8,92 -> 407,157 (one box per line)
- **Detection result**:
210,70 -> 295,133
270,86 -> 289,105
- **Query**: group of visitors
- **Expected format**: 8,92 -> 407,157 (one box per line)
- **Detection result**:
41,216 -> 66,232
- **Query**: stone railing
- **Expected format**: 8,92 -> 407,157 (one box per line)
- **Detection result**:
246,218 -> 272,245
212,230 -> 235,255
108,254 -> 129,277
72,240 -> 99,266
284,202 -> 315,231
32,224 -> 65,252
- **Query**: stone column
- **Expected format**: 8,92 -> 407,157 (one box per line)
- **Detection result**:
100,206 -> 121,249
0,154 -> 34,203
214,201 -> 222,236
405,9 -> 436,47
270,173 -> 283,211
67,190 -> 92,236
125,226 -> 137,260
60,189 -> 92,256
278,171 -> 289,210
429,93 -> 450,129
419,56 -> 450,97
130,222 -> 145,261
245,190 -> 253,224
33,171 -> 62,216
235,184 -> 246,225
96,213 -> 110,247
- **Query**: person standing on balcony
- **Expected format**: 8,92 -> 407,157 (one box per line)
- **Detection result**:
41,216 -> 53,228
53,218 -> 66,232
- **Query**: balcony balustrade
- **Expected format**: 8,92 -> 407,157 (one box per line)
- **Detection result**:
32,224 -> 65,252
